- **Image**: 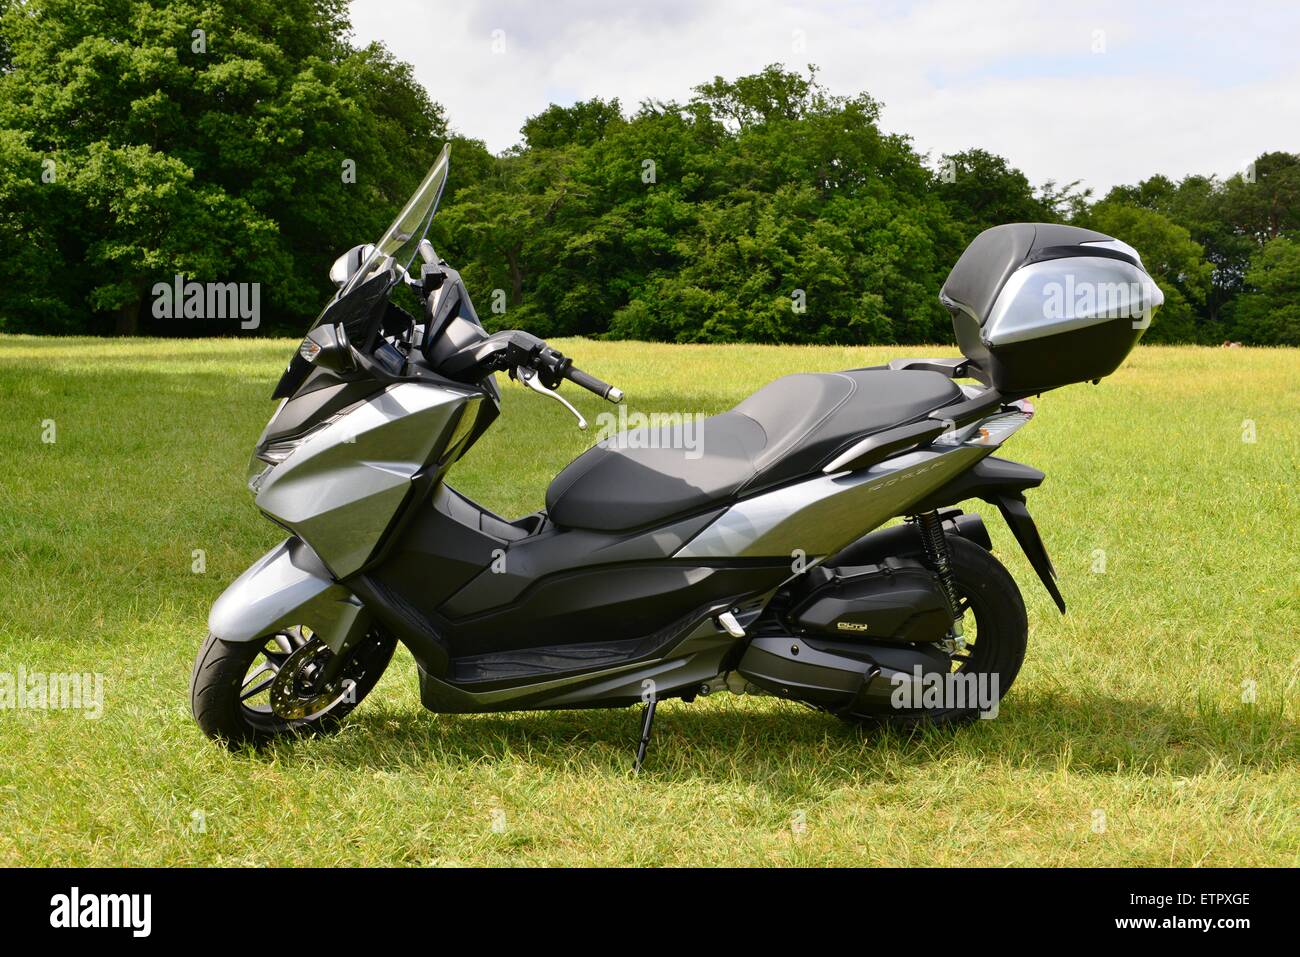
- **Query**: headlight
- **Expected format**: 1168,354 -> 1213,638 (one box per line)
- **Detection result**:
246,457 -> 273,495
255,433 -> 316,465
245,426 -> 326,495
245,412 -> 354,496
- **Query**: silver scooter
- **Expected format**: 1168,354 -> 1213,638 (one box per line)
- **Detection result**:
191,145 -> 1162,766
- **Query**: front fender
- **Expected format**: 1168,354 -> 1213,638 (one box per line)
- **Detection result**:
208,538 -> 369,650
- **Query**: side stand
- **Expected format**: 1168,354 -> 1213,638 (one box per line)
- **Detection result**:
633,697 -> 657,773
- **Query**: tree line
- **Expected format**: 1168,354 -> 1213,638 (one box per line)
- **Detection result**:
1,1 -> 1296,344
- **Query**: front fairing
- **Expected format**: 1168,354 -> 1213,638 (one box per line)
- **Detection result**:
272,269 -> 397,399
252,379 -> 487,577
249,142 -> 500,507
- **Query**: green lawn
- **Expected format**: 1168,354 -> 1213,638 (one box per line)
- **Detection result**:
0,335 -> 1296,866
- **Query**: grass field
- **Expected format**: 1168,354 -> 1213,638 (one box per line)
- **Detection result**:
0,335 -> 1296,866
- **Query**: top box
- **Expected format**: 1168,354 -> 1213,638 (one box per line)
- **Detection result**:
940,223 -> 1163,395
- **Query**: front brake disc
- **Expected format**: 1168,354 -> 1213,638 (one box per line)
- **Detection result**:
268,637 -> 355,720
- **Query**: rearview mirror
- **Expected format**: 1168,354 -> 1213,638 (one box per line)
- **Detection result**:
329,243 -> 377,288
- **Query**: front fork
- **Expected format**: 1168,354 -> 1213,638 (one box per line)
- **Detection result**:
915,510 -> 965,650
317,596 -> 373,685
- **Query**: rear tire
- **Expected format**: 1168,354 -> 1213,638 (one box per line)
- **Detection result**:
845,534 -> 1028,727
190,629 -> 395,748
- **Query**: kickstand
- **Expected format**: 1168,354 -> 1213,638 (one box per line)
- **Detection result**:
633,697 -> 658,774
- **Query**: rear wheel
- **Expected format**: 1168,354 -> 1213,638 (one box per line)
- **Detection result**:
190,627 -> 395,747
846,534 -> 1027,727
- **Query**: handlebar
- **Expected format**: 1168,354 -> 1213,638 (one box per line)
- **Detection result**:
438,328 -> 623,404
564,365 -> 623,403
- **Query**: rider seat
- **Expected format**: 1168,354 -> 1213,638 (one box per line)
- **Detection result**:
545,369 -> 963,532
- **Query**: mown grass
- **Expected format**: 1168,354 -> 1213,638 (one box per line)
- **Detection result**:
0,335 -> 1296,866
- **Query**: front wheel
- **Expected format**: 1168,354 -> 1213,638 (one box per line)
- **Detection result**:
845,534 -> 1028,727
190,627 -> 395,747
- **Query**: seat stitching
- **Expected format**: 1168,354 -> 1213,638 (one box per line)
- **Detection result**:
733,411 -> 765,482
756,372 -> 857,469
746,373 -> 965,489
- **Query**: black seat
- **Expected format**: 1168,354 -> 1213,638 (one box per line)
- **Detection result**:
940,223 -> 1111,325
545,369 -> 963,532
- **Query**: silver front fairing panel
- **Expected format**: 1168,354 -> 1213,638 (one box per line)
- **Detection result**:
255,381 -> 481,577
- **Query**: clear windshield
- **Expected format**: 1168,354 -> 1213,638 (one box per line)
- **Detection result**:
340,143 -> 451,296
274,145 -> 452,398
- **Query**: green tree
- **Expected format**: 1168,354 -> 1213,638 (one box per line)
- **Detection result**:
938,148 -> 1053,237
0,128 -> 73,330
453,65 -> 965,346
1099,153 -> 1300,336
0,0 -> 12,73
6,16 -> 1290,349
1103,172 -> 1245,324
1037,177 -> 1092,222
520,98 -> 624,151
433,146 -> 587,336
1232,237 -> 1300,344
1221,151 -> 1300,243
71,142 -> 285,331
690,63 -> 828,130
0,0 -> 448,334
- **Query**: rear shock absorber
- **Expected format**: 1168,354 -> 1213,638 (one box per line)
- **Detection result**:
915,511 -> 964,642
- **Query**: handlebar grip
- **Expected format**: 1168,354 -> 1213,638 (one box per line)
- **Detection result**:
565,365 -> 623,403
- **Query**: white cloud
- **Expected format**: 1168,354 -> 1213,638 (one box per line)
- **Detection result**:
347,0 -> 1300,194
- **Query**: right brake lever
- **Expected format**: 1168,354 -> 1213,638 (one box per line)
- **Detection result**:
516,366 -> 588,430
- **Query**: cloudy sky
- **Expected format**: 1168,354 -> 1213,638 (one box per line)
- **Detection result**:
348,0 -> 1300,195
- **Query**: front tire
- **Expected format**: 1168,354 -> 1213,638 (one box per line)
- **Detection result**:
190,628 -> 395,747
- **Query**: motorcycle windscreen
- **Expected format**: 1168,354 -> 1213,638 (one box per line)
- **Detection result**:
272,144 -> 452,399
343,143 -> 451,294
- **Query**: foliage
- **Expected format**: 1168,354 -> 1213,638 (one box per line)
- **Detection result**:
0,128 -> 73,329
1099,154 -> 1300,341
937,148 -> 1053,238
1232,236 -> 1300,345
521,97 -> 624,151
0,0 -> 446,334
436,68 -> 968,345
435,67 -> 1296,346
0,2 -> 1295,344
0,0 -> 11,73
